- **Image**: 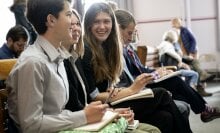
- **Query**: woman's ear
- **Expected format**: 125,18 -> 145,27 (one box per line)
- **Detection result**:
46,14 -> 56,27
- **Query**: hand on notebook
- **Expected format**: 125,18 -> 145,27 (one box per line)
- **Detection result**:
130,73 -> 154,92
156,68 -> 173,77
84,101 -> 109,124
114,108 -> 134,124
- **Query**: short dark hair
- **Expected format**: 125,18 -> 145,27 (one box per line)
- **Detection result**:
6,25 -> 28,42
26,0 -> 72,34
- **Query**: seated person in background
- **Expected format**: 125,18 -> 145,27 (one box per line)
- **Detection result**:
63,9 -> 161,133
6,0 -> 110,132
115,9 -> 220,124
81,3 -> 192,133
171,18 -> 215,83
157,30 -> 199,90
0,25 -> 28,59
158,29 -> 212,96
0,25 -> 28,89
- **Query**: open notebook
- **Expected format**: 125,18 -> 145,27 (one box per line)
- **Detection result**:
74,110 -> 118,132
152,70 -> 181,83
110,89 -> 154,106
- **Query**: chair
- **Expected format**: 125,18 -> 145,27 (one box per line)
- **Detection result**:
0,59 -> 17,133
199,54 -> 219,81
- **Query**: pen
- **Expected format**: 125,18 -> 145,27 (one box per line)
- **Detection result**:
104,86 -> 116,104
161,63 -> 164,69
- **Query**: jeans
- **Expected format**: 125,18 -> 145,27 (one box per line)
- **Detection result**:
179,69 -> 199,87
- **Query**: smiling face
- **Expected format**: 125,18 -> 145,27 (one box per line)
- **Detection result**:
120,22 -> 136,45
70,13 -> 81,44
91,12 -> 112,44
61,12 -> 81,50
52,1 -> 73,45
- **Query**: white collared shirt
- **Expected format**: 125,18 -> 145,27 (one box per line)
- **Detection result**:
7,36 -> 87,133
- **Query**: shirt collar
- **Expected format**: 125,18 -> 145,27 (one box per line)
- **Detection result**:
58,46 -> 78,62
36,36 -> 69,63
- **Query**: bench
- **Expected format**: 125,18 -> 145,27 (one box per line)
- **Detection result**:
137,45 -> 176,70
0,59 -> 17,133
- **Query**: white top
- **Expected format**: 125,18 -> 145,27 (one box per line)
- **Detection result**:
7,36 -> 87,133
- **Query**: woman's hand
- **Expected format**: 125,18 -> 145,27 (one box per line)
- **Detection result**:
106,87 -> 122,99
114,108 -> 134,124
84,101 -> 109,124
130,73 -> 153,93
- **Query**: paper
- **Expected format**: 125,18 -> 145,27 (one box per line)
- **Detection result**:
153,71 -> 181,83
74,110 -> 118,132
110,89 -> 154,106
127,120 -> 139,130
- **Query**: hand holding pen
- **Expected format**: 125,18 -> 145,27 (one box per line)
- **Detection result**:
105,86 -> 117,104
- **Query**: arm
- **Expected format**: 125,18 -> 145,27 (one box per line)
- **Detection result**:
97,73 -> 153,102
82,45 -> 153,103
12,58 -> 89,133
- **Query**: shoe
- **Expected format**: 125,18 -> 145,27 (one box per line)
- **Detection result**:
200,74 -> 216,82
201,106 -> 220,122
197,84 -> 212,97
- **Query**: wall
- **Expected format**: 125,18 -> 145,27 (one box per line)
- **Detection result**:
133,0 -> 220,70
0,0 -> 15,46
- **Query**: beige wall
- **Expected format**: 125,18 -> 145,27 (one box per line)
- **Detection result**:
0,0 -> 14,46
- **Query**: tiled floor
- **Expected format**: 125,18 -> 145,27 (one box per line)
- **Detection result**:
190,82 -> 220,133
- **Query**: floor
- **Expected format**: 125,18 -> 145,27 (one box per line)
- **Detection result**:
190,82 -> 220,133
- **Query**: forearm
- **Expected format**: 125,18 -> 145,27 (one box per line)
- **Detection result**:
94,87 -> 137,103
110,87 -> 137,102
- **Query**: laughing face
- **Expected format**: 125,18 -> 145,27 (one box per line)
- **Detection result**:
91,12 -> 112,44
52,1 -> 73,45
70,14 -> 81,44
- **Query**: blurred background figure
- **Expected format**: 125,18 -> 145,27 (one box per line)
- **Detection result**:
0,25 -> 28,59
10,0 -> 37,45
0,25 -> 28,89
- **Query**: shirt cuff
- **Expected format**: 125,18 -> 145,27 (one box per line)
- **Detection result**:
90,88 -> 100,100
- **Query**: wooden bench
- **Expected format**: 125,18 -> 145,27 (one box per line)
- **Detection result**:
137,45 -> 176,70
0,59 -> 17,133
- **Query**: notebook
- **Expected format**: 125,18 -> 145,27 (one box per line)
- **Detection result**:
152,70 -> 181,83
74,110 -> 118,132
127,120 -> 139,130
110,89 -> 154,106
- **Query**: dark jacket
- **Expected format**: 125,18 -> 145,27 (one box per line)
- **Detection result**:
123,46 -> 155,78
64,58 -> 91,112
180,27 -> 197,54
0,43 -> 17,59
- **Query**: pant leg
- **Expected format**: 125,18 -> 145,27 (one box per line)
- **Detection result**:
180,69 -> 199,87
191,59 -> 210,80
147,76 -> 206,114
127,123 -> 161,133
174,100 -> 190,120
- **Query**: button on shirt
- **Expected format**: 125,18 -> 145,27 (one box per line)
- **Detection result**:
6,36 -> 87,133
